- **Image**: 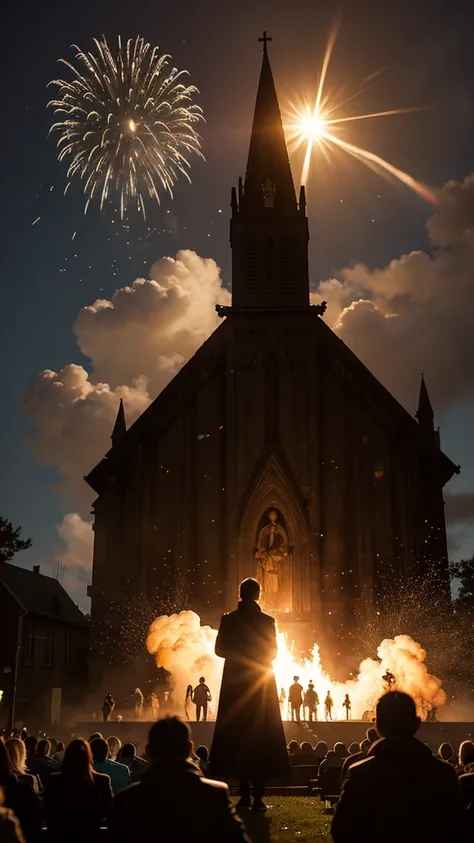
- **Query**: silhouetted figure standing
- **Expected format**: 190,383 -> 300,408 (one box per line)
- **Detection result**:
210,578 -> 290,812
382,670 -> 395,690
102,695 -> 115,723
133,688 -> 144,720
193,677 -> 211,722
279,687 -> 286,718
324,691 -> 333,721
184,685 -> 193,720
343,694 -> 351,720
304,681 -> 319,722
289,676 -> 304,722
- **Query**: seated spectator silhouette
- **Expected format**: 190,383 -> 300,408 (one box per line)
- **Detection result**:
90,738 -> 130,794
437,742 -> 455,765
4,740 -> 39,794
195,745 -> 210,776
52,742 -> 65,764
457,740 -> 474,776
116,743 -> 148,783
340,729 -> 377,782
109,716 -> 250,843
318,749 -> 340,776
287,741 -> 301,766
332,691 -> 465,843
0,739 -> 41,843
106,737 -> 121,761
314,741 -> 328,767
43,738 -> 113,843
348,742 -> 359,756
298,742 -> 316,765
0,789 -> 24,843
24,739 -> 58,788
333,743 -> 348,762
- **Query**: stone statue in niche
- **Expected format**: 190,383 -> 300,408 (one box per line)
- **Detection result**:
254,509 -> 291,611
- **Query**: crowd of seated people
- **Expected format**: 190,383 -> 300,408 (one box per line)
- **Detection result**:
1,696 -> 474,841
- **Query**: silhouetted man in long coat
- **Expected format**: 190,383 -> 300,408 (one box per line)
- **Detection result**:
210,578 -> 290,811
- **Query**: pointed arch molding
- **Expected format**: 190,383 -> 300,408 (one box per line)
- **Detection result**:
236,452 -> 312,616
239,451 -> 308,541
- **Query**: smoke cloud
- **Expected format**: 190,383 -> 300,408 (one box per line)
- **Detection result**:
146,612 -> 445,720
313,173 -> 474,411
54,514 -> 94,611
24,251 -> 229,608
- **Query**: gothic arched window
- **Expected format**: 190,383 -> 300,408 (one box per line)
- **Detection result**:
265,238 -> 277,292
282,237 -> 293,290
263,176 -> 275,208
247,239 -> 259,290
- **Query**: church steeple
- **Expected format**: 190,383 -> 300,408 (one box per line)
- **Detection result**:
111,398 -> 126,447
230,35 -> 309,308
416,375 -> 440,447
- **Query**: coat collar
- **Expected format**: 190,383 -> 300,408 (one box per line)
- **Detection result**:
237,600 -> 261,612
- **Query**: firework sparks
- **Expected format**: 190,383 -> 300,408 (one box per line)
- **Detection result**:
48,36 -> 204,217
286,27 -> 437,204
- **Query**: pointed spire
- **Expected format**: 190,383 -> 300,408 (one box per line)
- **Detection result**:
416,375 -> 439,446
242,41 -> 297,214
111,398 -> 127,448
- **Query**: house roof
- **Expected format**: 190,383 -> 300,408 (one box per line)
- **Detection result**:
0,563 -> 89,627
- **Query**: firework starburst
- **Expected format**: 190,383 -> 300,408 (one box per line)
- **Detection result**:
286,26 -> 437,205
48,36 -> 204,217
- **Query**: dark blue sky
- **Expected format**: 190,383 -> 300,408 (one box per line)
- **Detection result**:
2,0 -> 474,592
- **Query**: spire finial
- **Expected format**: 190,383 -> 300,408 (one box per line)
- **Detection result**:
111,398 -> 127,447
258,31 -> 272,54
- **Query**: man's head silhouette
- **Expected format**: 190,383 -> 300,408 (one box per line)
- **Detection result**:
146,716 -> 191,764
376,691 -> 420,739
239,578 -> 261,602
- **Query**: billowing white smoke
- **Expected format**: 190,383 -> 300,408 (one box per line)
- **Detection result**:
313,173 -> 474,411
146,611 -> 224,718
54,514 -> 94,611
23,251 -> 229,607
146,612 -> 445,720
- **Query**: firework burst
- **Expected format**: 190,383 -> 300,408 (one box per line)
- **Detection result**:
48,36 -> 204,217
286,26 -> 437,204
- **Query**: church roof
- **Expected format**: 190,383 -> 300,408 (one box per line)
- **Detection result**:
0,563 -> 89,627
85,311 -> 459,496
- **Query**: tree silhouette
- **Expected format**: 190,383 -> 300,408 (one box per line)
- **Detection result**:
0,517 -> 32,565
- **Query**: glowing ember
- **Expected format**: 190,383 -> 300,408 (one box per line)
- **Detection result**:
146,610 -> 445,721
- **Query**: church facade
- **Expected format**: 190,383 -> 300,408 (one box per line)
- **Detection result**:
86,42 -> 458,680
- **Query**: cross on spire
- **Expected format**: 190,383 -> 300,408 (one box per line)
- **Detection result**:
258,31 -> 272,54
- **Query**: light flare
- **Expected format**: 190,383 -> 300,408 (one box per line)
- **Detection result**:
286,26 -> 437,204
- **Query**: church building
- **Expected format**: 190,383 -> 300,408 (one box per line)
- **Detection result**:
86,38 -> 458,681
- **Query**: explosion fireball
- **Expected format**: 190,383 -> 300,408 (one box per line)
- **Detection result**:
48,36 -> 204,217
146,611 -> 445,721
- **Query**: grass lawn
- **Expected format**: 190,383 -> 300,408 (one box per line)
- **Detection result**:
235,797 -> 333,843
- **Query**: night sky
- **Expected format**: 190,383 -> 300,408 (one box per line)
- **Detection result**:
3,0 -> 474,605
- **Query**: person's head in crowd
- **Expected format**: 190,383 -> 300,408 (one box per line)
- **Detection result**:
117,743 -> 136,762
360,738 -> 371,754
287,740 -> 300,756
314,741 -> 328,759
195,745 -> 209,763
107,736 -> 121,759
146,716 -> 191,765
376,692 -> 420,739
24,736 -> 37,757
348,742 -> 359,755
0,740 -> 13,786
5,739 -> 27,775
62,739 -> 94,781
300,741 -> 313,755
55,742 -> 64,754
324,749 -> 339,769
438,742 -> 454,762
88,733 -> 103,743
239,578 -> 260,603
37,739 -> 51,758
48,738 -> 58,755
366,727 -> 378,744
334,742 -> 348,759
90,738 -> 109,763
458,740 -> 474,768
